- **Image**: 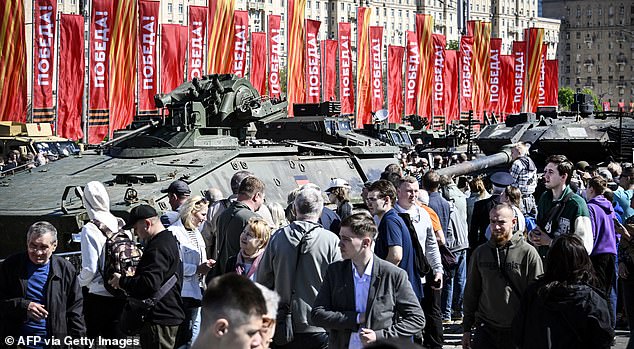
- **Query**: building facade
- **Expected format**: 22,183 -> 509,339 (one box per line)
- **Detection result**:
543,0 -> 634,106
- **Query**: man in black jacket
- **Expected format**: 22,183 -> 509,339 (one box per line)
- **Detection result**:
109,205 -> 185,349
0,221 -> 86,348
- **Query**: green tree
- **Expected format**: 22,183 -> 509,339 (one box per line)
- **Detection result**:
558,87 -> 574,111
447,40 -> 459,50
580,87 -> 601,111
280,66 -> 287,94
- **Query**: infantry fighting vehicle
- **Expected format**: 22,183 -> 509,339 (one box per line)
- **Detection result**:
0,74 -> 400,258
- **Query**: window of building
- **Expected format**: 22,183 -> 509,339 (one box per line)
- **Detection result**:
588,7 -> 592,16
178,4 -> 183,13
566,77 -> 570,85
576,6 -> 581,17
399,9 -> 402,17
316,1 -> 319,9
587,66 -> 592,73
307,0 -> 311,8
391,8 -> 395,16
576,31 -> 581,39
566,65 -> 571,73
565,42 -> 570,50
598,7 -> 602,15
620,5 -> 625,15
576,54 -> 581,62
167,2 -> 173,13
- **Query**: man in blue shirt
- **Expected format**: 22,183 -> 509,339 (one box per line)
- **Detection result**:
367,180 -> 423,300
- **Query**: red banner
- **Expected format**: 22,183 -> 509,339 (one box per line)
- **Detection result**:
459,36 -> 474,115
500,55 -> 515,117
138,0 -> 159,114
370,26 -> 384,112
416,14 -> 434,120
444,50 -> 459,122
287,0 -> 307,116
207,0 -> 235,74
230,11 -> 248,78
305,19 -> 321,103
388,45 -> 404,123
161,24 -> 187,94
322,40 -> 338,102
488,38 -> 502,115
544,59 -> 559,107
32,0 -> 57,124
472,21 -> 491,119
188,6 -> 207,80
526,28 -> 544,112
356,7 -> 372,127
511,41 -> 526,114
338,22 -> 354,115
405,31 -> 418,116
268,15 -> 282,99
250,32 -> 266,96
538,43 -> 547,107
467,20 -> 477,37
432,34 -> 446,118
0,0 -> 27,122
88,0 -> 113,144
110,0 -> 137,136
57,14 -> 84,140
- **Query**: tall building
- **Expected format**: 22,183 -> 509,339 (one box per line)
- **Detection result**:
543,0 -> 634,106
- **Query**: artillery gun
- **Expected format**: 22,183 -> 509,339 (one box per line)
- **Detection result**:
0,75 -> 399,258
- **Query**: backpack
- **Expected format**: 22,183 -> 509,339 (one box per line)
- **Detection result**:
93,220 -> 143,298
397,212 -> 432,277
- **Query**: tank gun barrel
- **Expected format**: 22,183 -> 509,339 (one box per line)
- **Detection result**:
101,119 -> 159,148
436,148 -> 512,177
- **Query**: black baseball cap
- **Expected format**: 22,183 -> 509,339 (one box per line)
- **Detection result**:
160,180 -> 191,195
124,205 -> 158,229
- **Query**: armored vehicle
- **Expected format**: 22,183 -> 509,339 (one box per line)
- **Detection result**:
0,74 -> 399,258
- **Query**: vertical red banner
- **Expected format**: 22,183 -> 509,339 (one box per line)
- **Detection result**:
444,50 -> 459,122
356,7 -> 372,127
231,11 -> 248,78
268,15 -> 282,99
459,36 -> 474,115
544,60 -> 559,107
511,41 -> 526,114
305,19 -> 321,103
405,31 -> 419,116
526,27 -> 544,112
188,6 -> 207,80
207,0 -> 235,74
387,45 -> 404,124
57,14 -> 84,140
32,0 -> 57,124
321,40 -> 338,102
88,0 -> 113,144
416,14 -> 434,120
138,0 -> 159,114
161,24 -> 187,94
488,38 -> 502,115
432,34 -> 446,118
0,0 -> 27,122
472,21 -> 491,119
338,22 -> 354,115
287,0 -> 307,116
370,26 -> 384,112
250,32 -> 266,96
467,20 -> 477,37
538,43 -> 547,107
500,55 -> 515,117
110,0 -> 137,136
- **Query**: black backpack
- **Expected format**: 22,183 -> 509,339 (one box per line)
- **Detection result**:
397,212 -> 432,277
93,220 -> 143,298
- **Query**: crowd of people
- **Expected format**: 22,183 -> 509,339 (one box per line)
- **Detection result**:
1,142 -> 633,349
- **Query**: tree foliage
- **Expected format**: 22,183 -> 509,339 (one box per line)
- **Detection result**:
558,87 -> 574,111
447,40 -> 459,50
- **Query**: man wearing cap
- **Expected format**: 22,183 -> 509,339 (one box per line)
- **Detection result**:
529,155 -> 593,260
509,143 -> 538,215
326,178 -> 354,221
109,205 -> 185,348
469,172 -> 514,250
160,180 -> 191,227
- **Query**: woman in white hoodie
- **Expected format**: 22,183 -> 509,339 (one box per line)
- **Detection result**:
77,181 -> 128,339
168,196 -> 215,348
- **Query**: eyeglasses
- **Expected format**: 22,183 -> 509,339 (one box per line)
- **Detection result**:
28,245 -> 53,253
366,196 -> 384,202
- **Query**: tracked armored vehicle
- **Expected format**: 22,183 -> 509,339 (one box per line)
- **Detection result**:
0,74 -> 399,258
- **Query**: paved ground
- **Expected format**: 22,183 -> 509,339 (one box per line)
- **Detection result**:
439,323 -> 631,348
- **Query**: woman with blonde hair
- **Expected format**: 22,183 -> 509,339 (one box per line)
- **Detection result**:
226,216 -> 272,280
169,195 -> 216,348
267,202 -> 289,229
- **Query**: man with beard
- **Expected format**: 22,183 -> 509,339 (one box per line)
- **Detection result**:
462,204 -> 543,349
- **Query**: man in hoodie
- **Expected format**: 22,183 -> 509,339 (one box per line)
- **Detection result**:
77,181 -> 128,339
585,176 -> 618,306
160,179 -> 191,226
256,187 -> 341,349
462,204 -> 543,349
529,155 -> 593,260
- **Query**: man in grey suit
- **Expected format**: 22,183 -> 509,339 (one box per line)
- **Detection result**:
311,213 -> 425,349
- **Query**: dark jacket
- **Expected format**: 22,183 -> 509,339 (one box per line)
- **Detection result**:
120,229 -> 185,326
469,194 -> 499,249
513,281 -> 613,349
216,201 -> 258,273
311,257 -> 425,349
0,254 -> 86,345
